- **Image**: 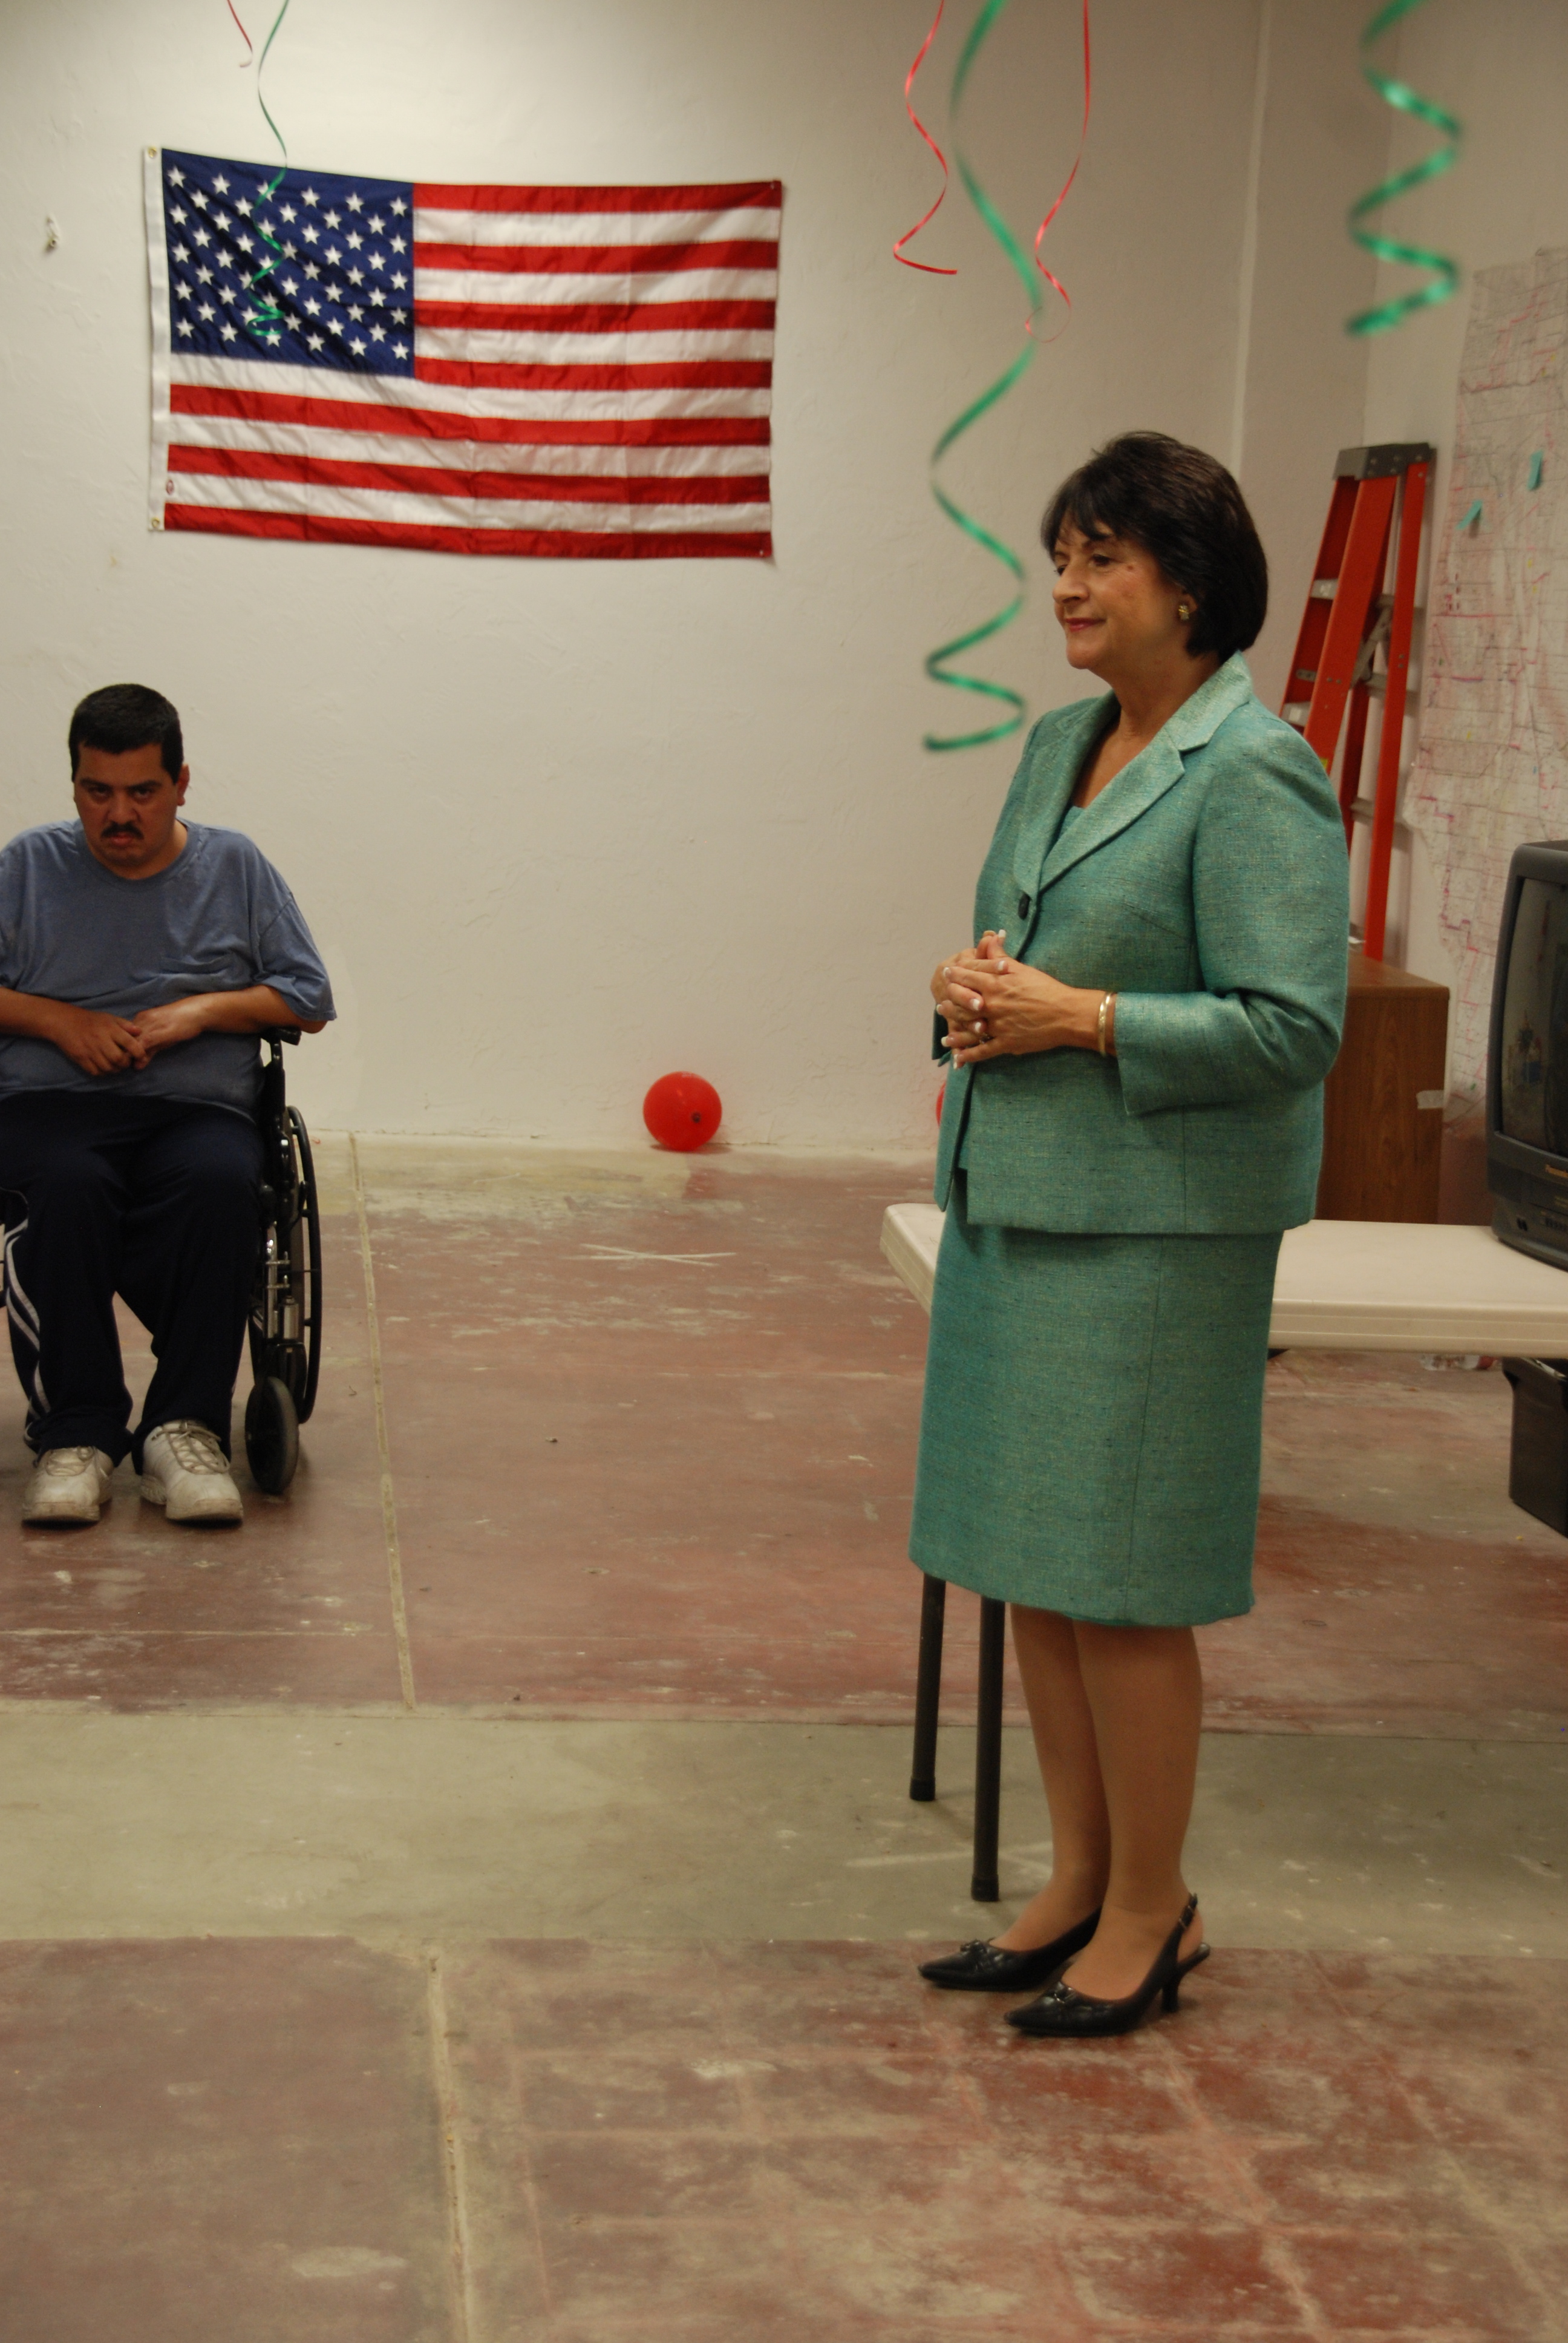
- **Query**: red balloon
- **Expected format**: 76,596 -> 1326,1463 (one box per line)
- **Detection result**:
643,1071 -> 722,1152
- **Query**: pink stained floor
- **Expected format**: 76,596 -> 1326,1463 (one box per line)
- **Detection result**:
1,1933 -> 1563,2342
2,1156 -> 1566,2340
0,1156 -> 1561,1737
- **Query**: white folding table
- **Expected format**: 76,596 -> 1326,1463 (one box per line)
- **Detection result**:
883,1204 -> 1568,1355
880,1205 -> 1568,1899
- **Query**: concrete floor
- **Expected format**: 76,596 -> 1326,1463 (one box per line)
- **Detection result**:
3,1709 -> 1565,1958
2,1137 -> 1566,2340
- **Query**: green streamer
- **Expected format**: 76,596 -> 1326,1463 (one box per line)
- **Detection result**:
241,0 -> 293,344
922,0 -> 1044,751
1346,0 -> 1462,336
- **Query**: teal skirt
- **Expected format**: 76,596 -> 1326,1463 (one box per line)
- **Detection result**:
909,1175 -> 1281,1626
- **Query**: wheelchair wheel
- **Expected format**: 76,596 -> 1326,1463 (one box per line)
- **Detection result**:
248,1103 -> 322,1424
245,1374 -> 299,1495
288,1108 -> 323,1423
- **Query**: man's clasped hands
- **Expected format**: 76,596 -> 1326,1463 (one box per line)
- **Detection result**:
36,994 -> 259,1078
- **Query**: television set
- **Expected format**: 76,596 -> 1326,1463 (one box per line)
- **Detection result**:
1488,841 -> 1568,1269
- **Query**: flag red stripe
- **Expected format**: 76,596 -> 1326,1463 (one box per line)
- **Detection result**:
165,502 -> 771,558
157,164 -> 777,564
169,385 -> 771,447
413,239 -> 779,275
413,181 -> 780,216
413,358 -> 771,390
168,444 -> 768,505
413,298 -> 775,333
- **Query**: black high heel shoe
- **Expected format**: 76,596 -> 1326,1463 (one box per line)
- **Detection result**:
918,1907 -> 1101,1994
1005,1895 -> 1208,2037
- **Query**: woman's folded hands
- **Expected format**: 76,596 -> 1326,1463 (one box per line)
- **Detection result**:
932,933 -> 1106,1064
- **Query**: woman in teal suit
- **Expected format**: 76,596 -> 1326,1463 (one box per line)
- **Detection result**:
913,433 -> 1348,2037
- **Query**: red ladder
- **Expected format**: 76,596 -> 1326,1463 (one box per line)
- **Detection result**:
1279,442 -> 1433,961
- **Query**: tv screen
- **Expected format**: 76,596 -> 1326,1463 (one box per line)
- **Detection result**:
1497,878 -> 1568,1152
1488,844 -> 1568,1267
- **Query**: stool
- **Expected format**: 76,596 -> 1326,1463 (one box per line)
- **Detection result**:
908,1573 -> 1006,1901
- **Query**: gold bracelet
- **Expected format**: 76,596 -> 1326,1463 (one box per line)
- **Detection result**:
1097,992 -> 1114,1056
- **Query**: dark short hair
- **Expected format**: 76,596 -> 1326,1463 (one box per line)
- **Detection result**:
68,684 -> 184,781
1040,432 -> 1267,663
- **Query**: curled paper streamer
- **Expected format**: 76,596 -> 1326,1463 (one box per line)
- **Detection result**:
240,0 -> 293,341
893,2 -> 956,275
252,0 -> 293,167
1030,0 -> 1091,330
1346,0 -> 1461,336
923,0 -> 1091,752
226,1 -> 255,61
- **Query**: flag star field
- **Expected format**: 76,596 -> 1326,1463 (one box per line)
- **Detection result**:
162,151 -> 416,375
146,149 -> 780,559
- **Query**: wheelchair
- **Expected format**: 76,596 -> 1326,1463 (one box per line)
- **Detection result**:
244,1032 -> 322,1494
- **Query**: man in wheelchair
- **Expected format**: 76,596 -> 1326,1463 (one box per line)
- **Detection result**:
0,684 -> 333,1525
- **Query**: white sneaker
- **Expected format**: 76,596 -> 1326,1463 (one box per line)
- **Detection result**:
140,1421 -> 244,1523
22,1446 -> 115,1524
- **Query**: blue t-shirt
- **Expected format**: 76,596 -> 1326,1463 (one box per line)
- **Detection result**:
0,820 -> 335,1115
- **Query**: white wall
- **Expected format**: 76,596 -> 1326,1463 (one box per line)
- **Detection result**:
0,0 -> 1384,1144
1231,0 -> 1385,712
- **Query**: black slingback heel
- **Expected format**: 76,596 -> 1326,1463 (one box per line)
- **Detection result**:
1006,1894 -> 1208,2039
918,1907 -> 1101,1994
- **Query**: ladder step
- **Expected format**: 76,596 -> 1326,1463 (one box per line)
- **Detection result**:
1280,444 -> 1430,964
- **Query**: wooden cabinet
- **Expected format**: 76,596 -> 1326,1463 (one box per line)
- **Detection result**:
1316,952 -> 1450,1221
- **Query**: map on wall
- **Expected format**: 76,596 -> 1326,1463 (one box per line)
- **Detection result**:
1408,247 -> 1568,1110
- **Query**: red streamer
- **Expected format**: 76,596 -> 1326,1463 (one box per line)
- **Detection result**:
1029,0 -> 1092,336
893,1 -> 956,275
227,1 -> 255,61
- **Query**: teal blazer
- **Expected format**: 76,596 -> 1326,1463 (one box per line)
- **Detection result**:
937,655 -> 1350,1234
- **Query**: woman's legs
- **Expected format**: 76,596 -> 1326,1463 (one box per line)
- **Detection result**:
991,1606 -> 1109,1950
994,1604 -> 1204,1995
1068,1620 -> 1204,1996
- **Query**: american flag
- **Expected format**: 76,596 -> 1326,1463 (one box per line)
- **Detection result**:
144,148 -> 779,559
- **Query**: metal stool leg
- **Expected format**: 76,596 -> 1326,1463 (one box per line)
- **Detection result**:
971,1597 -> 1005,1901
909,1574 -> 946,1801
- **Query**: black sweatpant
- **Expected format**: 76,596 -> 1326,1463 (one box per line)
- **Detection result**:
0,1092 -> 262,1466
